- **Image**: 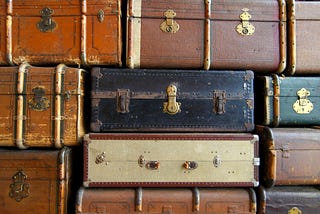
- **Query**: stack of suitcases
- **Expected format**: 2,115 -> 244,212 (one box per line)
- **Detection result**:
0,0 -> 319,213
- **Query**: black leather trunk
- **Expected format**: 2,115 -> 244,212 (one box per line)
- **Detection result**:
90,68 -> 254,132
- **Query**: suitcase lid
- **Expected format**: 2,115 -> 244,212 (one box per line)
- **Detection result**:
9,0 -> 120,16
256,125 -> 320,151
128,0 -> 284,22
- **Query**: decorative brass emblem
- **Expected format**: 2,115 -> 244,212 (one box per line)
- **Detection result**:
163,84 -> 181,115
37,7 -> 57,32
97,9 -> 104,23
236,8 -> 255,36
9,170 -> 30,202
293,88 -> 313,114
288,207 -> 302,214
213,90 -> 226,114
28,86 -> 50,111
160,9 -> 180,33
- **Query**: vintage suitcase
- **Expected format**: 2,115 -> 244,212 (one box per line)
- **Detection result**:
83,133 -> 259,187
90,68 -> 254,132
0,0 -> 121,66
256,125 -> 320,187
76,187 -> 257,214
286,0 -> 320,75
0,147 -> 79,214
126,0 -> 286,73
0,63 -> 86,149
255,74 -> 320,127
257,186 -> 320,214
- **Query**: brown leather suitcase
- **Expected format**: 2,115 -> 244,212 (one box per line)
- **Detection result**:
256,125 -> 320,187
126,0 -> 286,73
257,186 -> 320,214
286,0 -> 320,74
76,187 -> 257,214
0,147 -> 79,214
0,63 -> 86,149
0,0 -> 122,66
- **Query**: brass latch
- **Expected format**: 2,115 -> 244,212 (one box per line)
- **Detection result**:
236,8 -> 255,36
288,207 -> 302,214
160,9 -> 180,33
97,9 -> 104,23
213,90 -> 226,114
213,155 -> 221,167
163,84 -> 181,115
293,88 -> 313,114
37,7 -> 57,32
138,155 -> 160,170
116,89 -> 130,113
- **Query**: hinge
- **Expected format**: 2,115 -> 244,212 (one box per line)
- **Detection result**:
253,157 -> 260,166
282,145 -> 290,158
213,90 -> 226,114
116,89 -> 130,113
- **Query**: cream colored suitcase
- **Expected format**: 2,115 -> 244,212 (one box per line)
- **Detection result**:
83,133 -> 260,187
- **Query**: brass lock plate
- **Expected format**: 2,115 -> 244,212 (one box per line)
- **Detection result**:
28,86 -> 50,111
236,8 -> 255,36
288,207 -> 302,214
293,88 -> 313,114
9,170 -> 30,202
160,9 -> 180,33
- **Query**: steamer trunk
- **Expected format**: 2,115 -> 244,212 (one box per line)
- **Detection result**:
0,147 -> 76,214
90,68 -> 254,132
257,186 -> 320,214
0,63 -> 86,149
76,187 -> 257,214
126,0 -> 286,73
0,0 -> 122,66
256,126 -> 320,187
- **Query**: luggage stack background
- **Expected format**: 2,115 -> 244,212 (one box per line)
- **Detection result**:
0,0 -> 319,213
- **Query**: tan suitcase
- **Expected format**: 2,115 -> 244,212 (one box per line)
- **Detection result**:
83,133 -> 260,187
0,63 -> 86,149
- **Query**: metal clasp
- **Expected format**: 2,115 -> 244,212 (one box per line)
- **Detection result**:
37,7 -> 57,32
97,9 -> 104,23
160,9 -> 180,33
163,84 -> 181,115
293,88 -> 313,114
183,161 -> 198,170
116,89 -> 130,113
236,8 -> 255,36
213,90 -> 226,114
288,207 -> 302,214
213,155 -> 221,167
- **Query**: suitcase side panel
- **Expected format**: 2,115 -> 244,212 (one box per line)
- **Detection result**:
83,133 -> 259,187
76,187 -> 256,214
0,149 -> 59,213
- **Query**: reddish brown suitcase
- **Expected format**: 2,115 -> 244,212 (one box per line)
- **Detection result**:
286,0 -> 320,74
0,147 -> 78,214
256,125 -> 320,187
126,0 -> 286,73
257,186 -> 320,214
0,63 -> 86,149
0,0 -> 122,66
76,187 -> 257,214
